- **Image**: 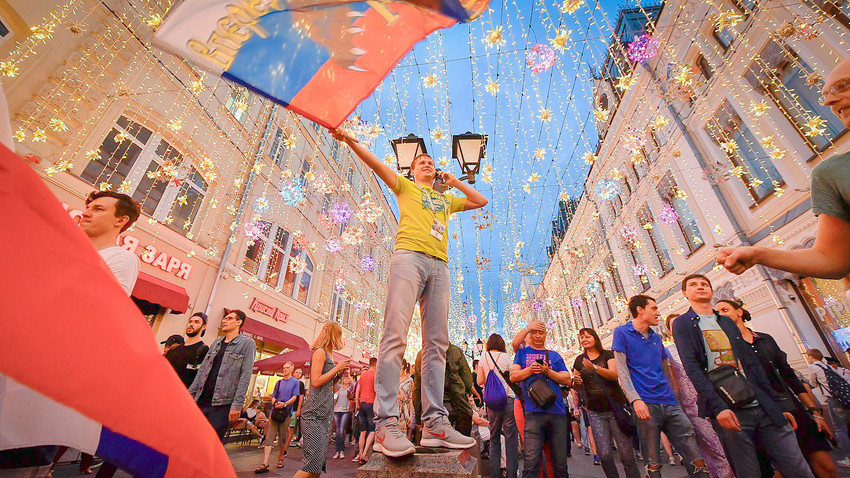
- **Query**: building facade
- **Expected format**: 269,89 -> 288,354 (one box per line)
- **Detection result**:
540,0 -> 850,371
3,0 -> 397,392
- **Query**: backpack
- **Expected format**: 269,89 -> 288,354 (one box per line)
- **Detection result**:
483,351 -> 508,411
815,363 -> 850,409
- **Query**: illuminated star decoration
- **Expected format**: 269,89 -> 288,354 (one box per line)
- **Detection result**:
485,27 -> 505,48
594,179 -> 620,201
360,256 -> 375,271
526,44 -> 556,74
485,80 -> 499,94
626,34 -> 660,63
715,10 -> 743,32
804,116 -> 827,137
561,0 -> 583,14
329,202 -> 354,224
538,108 -> 553,122
279,177 -> 306,206
550,29 -> 570,52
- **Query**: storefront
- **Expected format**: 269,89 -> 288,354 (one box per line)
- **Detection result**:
132,271 -> 190,328
794,277 -> 850,366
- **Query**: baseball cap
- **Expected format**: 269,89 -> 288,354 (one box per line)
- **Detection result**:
161,334 -> 184,346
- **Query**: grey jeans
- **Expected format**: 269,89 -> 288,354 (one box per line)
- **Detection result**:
374,250 -> 450,429
587,410 -> 640,478
828,397 -> 850,459
633,403 -> 708,478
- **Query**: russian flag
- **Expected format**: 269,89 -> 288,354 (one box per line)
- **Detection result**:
0,145 -> 235,477
152,0 -> 490,129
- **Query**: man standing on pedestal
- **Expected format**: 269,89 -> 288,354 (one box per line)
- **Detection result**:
332,128 -> 487,457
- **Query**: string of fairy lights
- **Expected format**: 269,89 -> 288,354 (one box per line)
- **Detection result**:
5,0 -> 849,361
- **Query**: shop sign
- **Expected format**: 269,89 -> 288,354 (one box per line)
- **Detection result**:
815,301 -> 847,322
61,203 -> 192,280
250,297 -> 289,323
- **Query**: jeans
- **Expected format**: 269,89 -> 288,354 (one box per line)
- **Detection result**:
579,411 -> 590,451
522,412 -> 568,478
333,412 -> 350,453
633,403 -> 707,478
488,404 -> 519,478
201,405 -> 232,442
712,406 -> 814,478
828,398 -> 850,459
374,250 -> 450,429
587,410 -> 641,478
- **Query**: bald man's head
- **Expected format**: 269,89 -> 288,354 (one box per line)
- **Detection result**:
823,58 -> 850,128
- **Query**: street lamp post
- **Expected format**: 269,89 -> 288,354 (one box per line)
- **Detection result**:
451,132 -> 487,184
390,133 -> 427,178
464,338 -> 485,361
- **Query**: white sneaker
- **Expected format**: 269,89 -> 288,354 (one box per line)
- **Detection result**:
332,452 -> 339,459
373,418 -> 416,457
421,416 -> 476,449
838,458 -> 850,468
339,452 -> 345,459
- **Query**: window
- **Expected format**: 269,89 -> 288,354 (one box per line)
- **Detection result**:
637,204 -> 673,275
610,265 -> 626,297
745,40 -> 845,151
733,0 -> 758,14
705,100 -> 784,202
714,27 -> 734,50
630,159 -> 647,182
697,54 -> 713,80
0,16 -> 13,47
331,289 -> 352,329
269,127 -> 289,167
225,87 -> 252,124
657,172 -> 704,253
242,223 -> 315,304
81,115 -> 205,236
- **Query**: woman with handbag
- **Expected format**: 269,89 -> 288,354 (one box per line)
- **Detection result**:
476,333 -> 520,478
717,300 -> 838,478
664,314 -> 735,478
572,328 -> 641,478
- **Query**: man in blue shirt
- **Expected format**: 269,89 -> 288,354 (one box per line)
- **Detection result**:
510,324 -> 571,477
257,362 -> 301,472
672,274 -> 813,478
613,295 -> 708,478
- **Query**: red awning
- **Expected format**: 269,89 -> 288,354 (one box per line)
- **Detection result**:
253,348 -> 367,375
131,271 -> 189,313
241,317 -> 309,351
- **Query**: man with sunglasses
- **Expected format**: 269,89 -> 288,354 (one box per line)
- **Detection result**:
717,58 -> 850,279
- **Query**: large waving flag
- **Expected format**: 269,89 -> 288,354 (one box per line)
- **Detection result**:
0,146 -> 234,477
152,0 -> 490,128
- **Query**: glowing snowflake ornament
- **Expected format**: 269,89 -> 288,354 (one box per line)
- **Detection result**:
253,196 -> 270,214
659,205 -> 679,225
594,179 -> 620,201
526,44 -> 556,74
626,34 -> 659,63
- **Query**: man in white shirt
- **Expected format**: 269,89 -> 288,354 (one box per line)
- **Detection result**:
79,191 -> 141,294
808,348 -> 850,468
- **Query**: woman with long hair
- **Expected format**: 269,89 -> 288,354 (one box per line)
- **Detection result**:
664,314 -> 735,478
475,333 -> 519,478
572,328 -> 640,478
716,300 -> 837,478
332,375 -> 352,459
291,322 -> 350,478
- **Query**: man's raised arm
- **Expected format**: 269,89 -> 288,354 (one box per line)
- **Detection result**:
331,128 -> 398,190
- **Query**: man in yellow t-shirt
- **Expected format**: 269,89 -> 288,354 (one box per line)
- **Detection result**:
332,128 -> 487,457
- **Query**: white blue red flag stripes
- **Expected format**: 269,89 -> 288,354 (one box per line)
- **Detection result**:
0,145 -> 235,477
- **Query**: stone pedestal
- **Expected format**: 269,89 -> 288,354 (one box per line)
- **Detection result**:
356,447 -> 479,478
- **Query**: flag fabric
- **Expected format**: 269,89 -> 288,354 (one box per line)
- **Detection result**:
152,0 -> 490,128
0,145 -> 235,477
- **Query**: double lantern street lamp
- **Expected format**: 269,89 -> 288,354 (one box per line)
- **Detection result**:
464,338 -> 485,360
390,132 -> 487,191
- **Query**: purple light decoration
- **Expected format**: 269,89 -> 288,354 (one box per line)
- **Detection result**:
659,205 -> 679,225
571,297 -> 584,308
533,300 -> 544,311
244,221 -> 266,241
360,256 -> 375,271
627,34 -> 659,63
526,44 -> 556,74
620,225 -> 639,244
330,202 -> 354,224
633,264 -> 649,276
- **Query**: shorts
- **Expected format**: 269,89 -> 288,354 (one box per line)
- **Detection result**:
266,412 -> 292,446
358,402 -> 376,433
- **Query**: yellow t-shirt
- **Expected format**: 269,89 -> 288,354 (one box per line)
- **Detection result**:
392,175 -> 466,261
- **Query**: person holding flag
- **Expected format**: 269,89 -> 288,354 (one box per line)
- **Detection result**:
331,128 -> 487,457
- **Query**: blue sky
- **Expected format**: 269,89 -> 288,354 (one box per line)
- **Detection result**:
353,0 -> 648,344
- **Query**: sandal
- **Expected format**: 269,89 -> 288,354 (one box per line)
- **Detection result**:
277,458 -> 284,468
254,464 -> 270,474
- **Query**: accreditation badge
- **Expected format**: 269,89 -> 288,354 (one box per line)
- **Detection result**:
430,219 -> 446,240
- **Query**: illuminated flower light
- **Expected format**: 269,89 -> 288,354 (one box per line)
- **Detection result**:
49,118 -> 68,132
561,0 -> 583,14
633,264 -> 649,276
804,116 -> 827,137
749,100 -> 770,116
805,72 -> 823,87
0,60 -> 18,78
526,44 -> 556,74
538,107 -> 553,122
312,173 -> 335,195
485,27 -> 505,47
330,202 -> 354,224
594,107 -> 609,122
534,148 -> 546,159
325,237 -> 342,253
511,303 -> 523,315
253,196 -> 269,214
770,148 -> 786,160
485,80 -> 499,94
33,127 -> 47,142
621,225 -> 639,245
288,256 -> 307,274
422,74 -> 438,88
546,319 -> 557,329
571,297 -> 584,308
594,179 -> 620,201
431,129 -> 444,141
627,34 -> 659,63
611,168 -> 624,180
292,235 -> 308,251
356,200 -> 383,224
583,152 -> 597,164
334,269 -> 348,290
341,227 -> 364,246
550,29 -> 570,51
472,210 -> 494,230
279,177 -> 306,206
475,255 -> 491,270
614,297 -> 628,312
616,74 -> 637,91
793,14 -> 825,40
467,314 -> 478,324
167,118 -> 183,132
318,213 -> 334,231
824,296 -> 838,306
586,281 -> 601,294
659,205 -> 679,225
244,221 -> 267,241
533,301 -> 544,311
360,256 -> 375,271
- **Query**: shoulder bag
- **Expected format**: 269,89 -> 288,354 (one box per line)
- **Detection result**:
270,380 -> 292,422
527,350 -> 557,409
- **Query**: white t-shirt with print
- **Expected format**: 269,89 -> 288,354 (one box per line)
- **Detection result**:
480,350 -> 515,398
99,246 -> 139,295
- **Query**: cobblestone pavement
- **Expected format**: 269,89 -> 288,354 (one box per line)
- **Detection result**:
49,437 -> 850,477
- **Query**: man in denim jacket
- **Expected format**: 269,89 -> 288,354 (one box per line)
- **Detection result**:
189,309 -> 256,441
671,274 -> 813,477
